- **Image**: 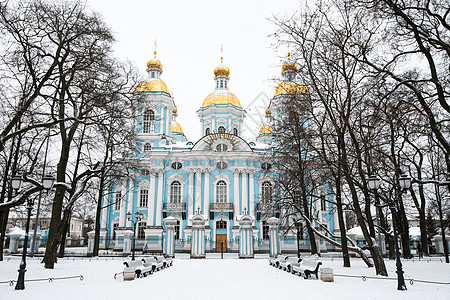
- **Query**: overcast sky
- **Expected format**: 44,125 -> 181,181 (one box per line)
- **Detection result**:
87,0 -> 301,142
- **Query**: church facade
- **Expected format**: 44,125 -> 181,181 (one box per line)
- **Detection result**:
96,50 -> 338,255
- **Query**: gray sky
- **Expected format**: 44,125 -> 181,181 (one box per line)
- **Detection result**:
87,0 -> 300,141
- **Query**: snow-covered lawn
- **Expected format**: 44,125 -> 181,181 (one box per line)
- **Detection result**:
1,254 -> 449,300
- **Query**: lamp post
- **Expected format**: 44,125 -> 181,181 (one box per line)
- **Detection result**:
368,173 -> 411,291
127,211 -> 144,261
13,173 -> 55,290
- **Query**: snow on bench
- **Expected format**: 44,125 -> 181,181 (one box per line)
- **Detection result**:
120,260 -> 144,281
269,255 -> 290,269
280,257 -> 302,273
292,259 -> 322,279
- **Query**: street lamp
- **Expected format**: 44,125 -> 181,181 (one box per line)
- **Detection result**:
13,173 -> 55,290
127,211 -> 144,261
367,173 -> 411,291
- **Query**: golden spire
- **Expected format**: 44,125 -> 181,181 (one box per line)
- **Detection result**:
287,42 -> 291,61
146,40 -> 163,70
214,44 -> 230,77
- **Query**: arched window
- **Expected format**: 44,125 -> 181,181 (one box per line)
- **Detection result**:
216,220 -> 227,229
216,180 -> 227,203
143,110 -> 155,133
143,143 -> 152,152
170,181 -> 182,203
233,128 -> 238,136
218,126 -> 226,134
261,181 -> 272,203
205,128 -> 211,136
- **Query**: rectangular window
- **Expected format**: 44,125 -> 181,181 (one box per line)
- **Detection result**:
140,190 -> 149,207
320,195 -> 326,211
174,220 -> 180,240
114,191 -> 121,210
112,223 -> 119,240
137,222 -> 146,239
263,221 -> 269,240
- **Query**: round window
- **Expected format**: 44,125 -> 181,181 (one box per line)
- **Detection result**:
172,162 -> 182,170
261,163 -> 272,171
141,169 -> 150,176
216,144 -> 228,152
217,162 -> 227,170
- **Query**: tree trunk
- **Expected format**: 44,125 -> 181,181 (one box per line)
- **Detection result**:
93,168 -> 106,256
336,148 -> 350,267
43,140 -> 70,268
340,136 -> 387,276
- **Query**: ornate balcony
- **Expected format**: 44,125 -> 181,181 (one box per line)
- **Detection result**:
163,202 -> 186,219
209,203 -> 234,212
209,203 -> 234,221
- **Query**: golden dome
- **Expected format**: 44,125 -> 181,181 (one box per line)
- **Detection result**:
259,124 -> 272,135
202,90 -> 242,108
274,82 -> 308,97
134,79 -> 170,95
147,50 -> 163,70
214,64 -> 230,77
281,52 -> 297,72
173,108 -> 178,114
172,122 -> 183,133
265,109 -> 271,115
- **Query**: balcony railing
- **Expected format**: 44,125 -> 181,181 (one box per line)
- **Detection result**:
163,202 -> 186,212
209,203 -> 234,212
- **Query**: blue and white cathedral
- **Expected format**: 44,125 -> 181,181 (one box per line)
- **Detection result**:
93,49 -> 338,257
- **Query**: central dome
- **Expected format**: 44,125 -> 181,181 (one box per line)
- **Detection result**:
134,79 -> 170,95
202,90 -> 242,108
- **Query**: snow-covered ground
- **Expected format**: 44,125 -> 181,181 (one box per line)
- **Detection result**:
1,254 -> 449,300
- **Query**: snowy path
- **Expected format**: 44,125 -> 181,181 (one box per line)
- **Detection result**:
0,255 -> 449,299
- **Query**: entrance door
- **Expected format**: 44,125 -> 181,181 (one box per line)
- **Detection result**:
216,234 -> 227,253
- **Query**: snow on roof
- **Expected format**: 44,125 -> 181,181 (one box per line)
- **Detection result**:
250,141 -> 273,150
347,226 -> 363,236
8,226 -> 25,235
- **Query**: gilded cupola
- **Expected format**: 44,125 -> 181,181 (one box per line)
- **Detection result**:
134,48 -> 171,96
201,50 -> 242,108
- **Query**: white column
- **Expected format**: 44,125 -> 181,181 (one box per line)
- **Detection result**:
166,107 -> 170,137
242,172 -> 248,214
100,194 -> 109,229
195,170 -> 201,213
155,172 -> 164,226
204,171 -> 210,216
233,170 -> 239,220
126,179 -> 134,228
119,181 -> 129,227
249,171 -> 255,217
188,171 -> 194,225
148,174 -> 156,227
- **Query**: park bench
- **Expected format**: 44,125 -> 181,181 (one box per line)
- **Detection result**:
275,256 -> 290,269
280,257 -> 302,273
292,260 -> 322,279
120,260 -> 144,280
155,255 -> 173,269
